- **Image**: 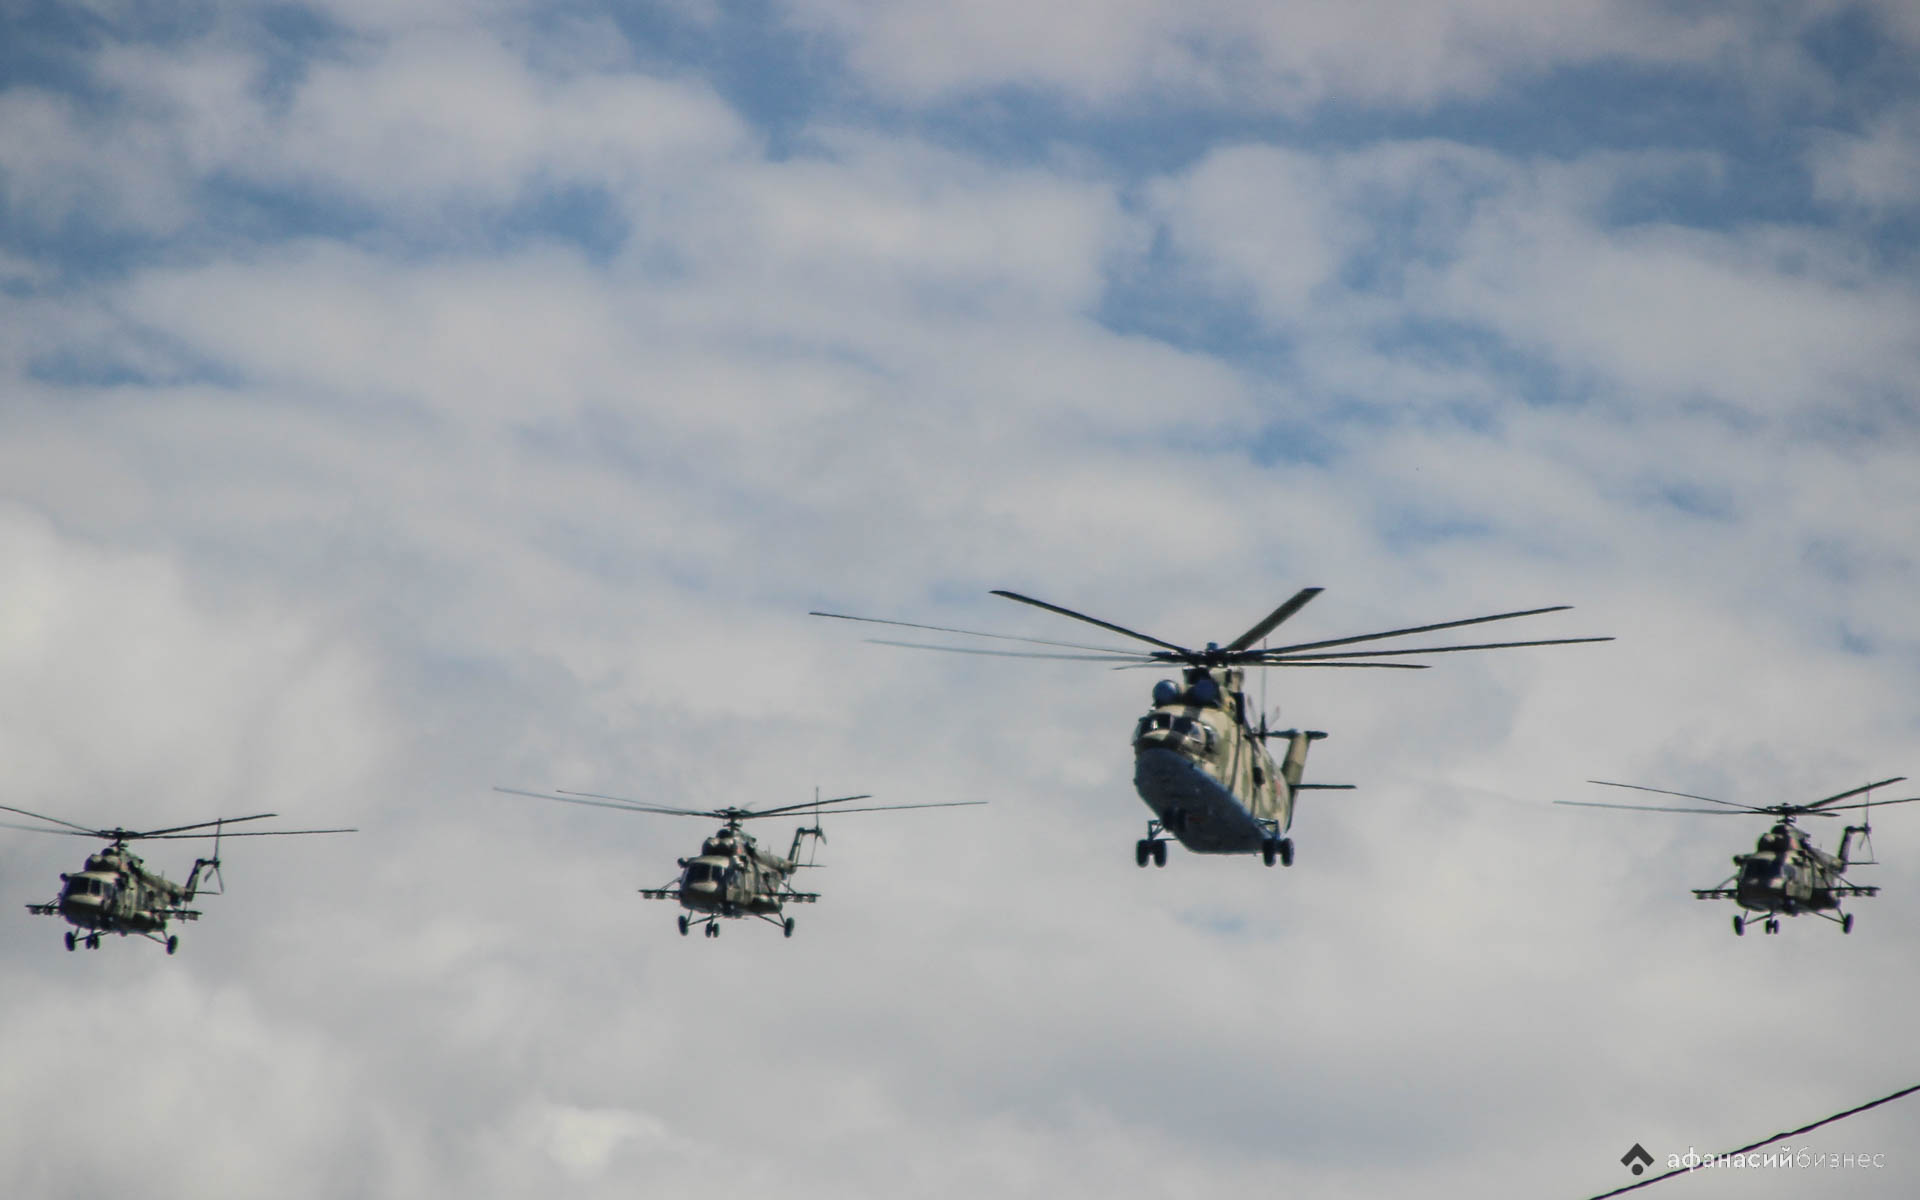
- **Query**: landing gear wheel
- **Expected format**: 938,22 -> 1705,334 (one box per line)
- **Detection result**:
706,922 -> 720,938
1842,913 -> 1854,934
1278,838 -> 1294,867
165,936 -> 178,956
1732,915 -> 1745,936
1261,838 -> 1277,867
1765,919 -> 1780,935
678,915 -> 690,936
65,932 -> 76,951
1151,840 -> 1167,868
783,917 -> 795,938
1135,840 -> 1150,868
86,934 -> 100,950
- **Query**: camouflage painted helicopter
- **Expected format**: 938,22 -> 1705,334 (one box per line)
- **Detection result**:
1557,778 -> 1920,934
494,787 -> 983,937
813,587 -> 1609,867
0,805 -> 355,953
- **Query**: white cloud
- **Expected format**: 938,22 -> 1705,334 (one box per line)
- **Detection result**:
1812,102 -> 1920,213
1147,144 -> 1355,323
783,0 -> 1745,111
1149,142 -> 1920,422
5,3 -> 1920,1198
1421,164 -> 1920,414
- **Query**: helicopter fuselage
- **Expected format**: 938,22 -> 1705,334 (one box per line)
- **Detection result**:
1691,820 -> 1881,933
28,846 -> 199,945
1723,827 -> 1852,915
643,824 -> 818,930
675,849 -> 791,917
1131,667 -> 1316,855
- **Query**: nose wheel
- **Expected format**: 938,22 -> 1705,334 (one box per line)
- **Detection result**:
1764,918 -> 1781,935
1260,837 -> 1294,867
1136,821 -> 1170,868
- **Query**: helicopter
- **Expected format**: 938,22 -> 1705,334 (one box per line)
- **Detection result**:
0,805 -> 355,953
493,787 -> 983,937
1556,778 -> 1920,934
813,587 -> 1609,868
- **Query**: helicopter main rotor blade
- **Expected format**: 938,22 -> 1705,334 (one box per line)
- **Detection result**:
1587,780 -> 1768,812
143,827 -> 357,838
555,788 -> 728,816
868,639 -> 1155,663
0,820 -> 111,838
990,590 -> 1193,655
1261,636 -> 1613,661
1224,588 -> 1324,652
552,793 -> 723,819
1554,800 -> 1760,815
1267,605 -> 1587,655
808,611 -> 1136,654
738,794 -> 876,820
1115,660 -> 1428,669
784,801 -> 988,816
494,786 -> 718,819
1803,777 -> 1909,811
130,813 -> 279,839
0,804 -> 111,836
1796,796 -> 1920,815
1263,661 -> 1429,669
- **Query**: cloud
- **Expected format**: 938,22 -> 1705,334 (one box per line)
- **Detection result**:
782,0 -> 1752,112
1811,102 -> 1920,214
4,2 -> 1920,1198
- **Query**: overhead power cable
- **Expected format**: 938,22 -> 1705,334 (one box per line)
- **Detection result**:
1583,1079 -> 1920,1199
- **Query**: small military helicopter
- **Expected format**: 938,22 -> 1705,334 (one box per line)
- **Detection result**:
1557,778 -> 1920,934
493,787 -> 983,937
0,804 -> 355,953
813,587 -> 1609,867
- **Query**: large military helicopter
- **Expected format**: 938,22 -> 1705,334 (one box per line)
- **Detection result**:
1557,778 -> 1920,934
494,787 -> 983,937
812,587 -> 1609,867
0,805 -> 356,953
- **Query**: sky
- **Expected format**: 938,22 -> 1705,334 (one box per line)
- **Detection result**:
2,1 -> 1918,1197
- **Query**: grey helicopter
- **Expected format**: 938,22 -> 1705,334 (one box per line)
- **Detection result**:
814,587 -> 1609,868
1,805 -> 355,953
1558,777 -> 1919,934
494,787 -> 983,937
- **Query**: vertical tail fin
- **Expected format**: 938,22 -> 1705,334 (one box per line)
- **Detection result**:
1273,730 -> 1327,789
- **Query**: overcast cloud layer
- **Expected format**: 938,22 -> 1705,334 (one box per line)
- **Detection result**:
3,2 -> 1918,1197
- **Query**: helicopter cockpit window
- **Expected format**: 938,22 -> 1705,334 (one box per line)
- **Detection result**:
1165,717 -> 1213,752
1136,713 -> 1175,740
685,863 -> 717,884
